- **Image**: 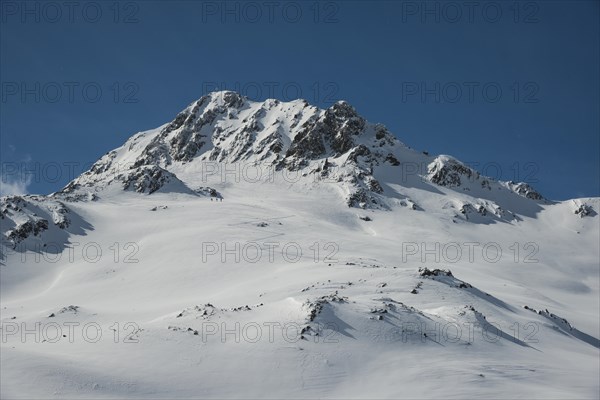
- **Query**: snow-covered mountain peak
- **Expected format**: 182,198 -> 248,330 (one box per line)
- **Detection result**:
55,91 -> 552,218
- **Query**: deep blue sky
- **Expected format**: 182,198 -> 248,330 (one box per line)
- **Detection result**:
1,0 -> 598,200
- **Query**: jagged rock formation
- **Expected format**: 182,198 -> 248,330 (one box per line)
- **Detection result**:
574,203 -> 596,218
119,165 -> 180,194
1,196 -> 72,247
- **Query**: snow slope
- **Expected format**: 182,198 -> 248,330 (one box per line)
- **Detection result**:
1,92 -> 598,399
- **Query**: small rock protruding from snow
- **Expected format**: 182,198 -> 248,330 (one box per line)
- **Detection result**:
574,203 -> 595,218
419,267 -> 453,277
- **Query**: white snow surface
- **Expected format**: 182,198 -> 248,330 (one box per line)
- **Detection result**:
1,92 -> 598,399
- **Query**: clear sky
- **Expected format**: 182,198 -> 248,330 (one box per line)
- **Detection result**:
1,0 -> 598,200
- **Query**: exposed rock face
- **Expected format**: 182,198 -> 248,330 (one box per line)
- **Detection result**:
120,165 -> 178,194
385,153 -> 400,166
48,202 -> 70,229
193,187 -> 222,198
6,218 -> 49,244
419,267 -> 453,277
574,203 -> 595,218
284,118 -> 327,166
284,101 -> 366,166
426,156 -> 544,203
1,195 -> 26,216
507,182 -> 544,201
1,196 -> 73,247
428,157 -> 475,188
322,101 -> 366,155
427,156 -> 492,190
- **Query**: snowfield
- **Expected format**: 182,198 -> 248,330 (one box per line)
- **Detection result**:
1,92 -> 598,399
